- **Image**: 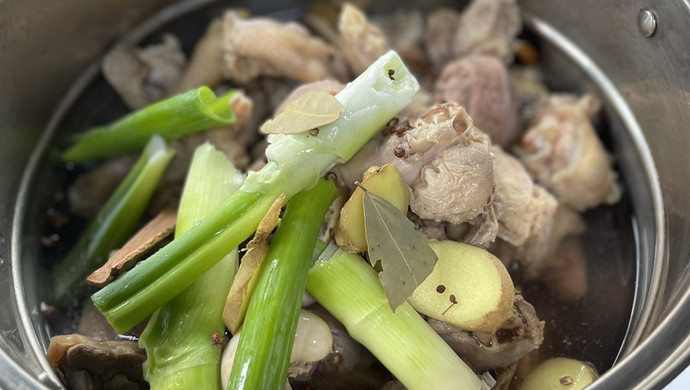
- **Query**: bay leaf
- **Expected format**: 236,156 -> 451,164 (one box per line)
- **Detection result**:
363,191 -> 437,311
223,193 -> 285,333
260,91 -> 344,135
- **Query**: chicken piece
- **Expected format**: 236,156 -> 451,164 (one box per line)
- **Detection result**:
410,144 -> 492,223
435,56 -> 517,146
102,46 -> 150,110
410,196 -> 498,247
516,205 -> 586,279
518,99 -> 619,210
492,146 -> 558,247
170,18 -> 224,95
338,3 -> 390,75
138,35 -> 187,101
425,8 -> 460,69
206,90 -> 255,169
335,103 -> 495,231
538,93 -> 603,120
300,4 -> 352,83
453,0 -> 521,64
428,295 -> 544,372
222,11 -> 333,84
103,34 -> 186,109
391,103 -> 495,224
511,67 -> 604,133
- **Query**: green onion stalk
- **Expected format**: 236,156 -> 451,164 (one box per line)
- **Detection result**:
139,143 -> 243,389
62,86 -> 236,163
53,135 -> 175,306
91,50 -> 419,333
228,178 -> 338,390
306,244 -> 482,390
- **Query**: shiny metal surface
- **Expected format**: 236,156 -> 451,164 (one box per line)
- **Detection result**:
519,0 -> 690,388
638,9 -> 658,38
521,11 -> 664,359
1,0 -> 689,389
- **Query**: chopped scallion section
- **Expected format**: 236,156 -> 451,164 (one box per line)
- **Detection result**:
91,51 -> 419,333
62,86 -> 236,162
53,135 -> 175,305
140,142 -> 242,390
306,244 -> 482,390
228,178 -> 338,390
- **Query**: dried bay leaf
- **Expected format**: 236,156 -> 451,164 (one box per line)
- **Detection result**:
223,194 -> 285,333
363,191 -> 437,311
260,91 -> 344,134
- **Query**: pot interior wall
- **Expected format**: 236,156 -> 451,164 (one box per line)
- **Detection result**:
4,0 -> 671,389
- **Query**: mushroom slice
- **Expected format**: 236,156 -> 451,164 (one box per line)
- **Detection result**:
47,334 -> 147,389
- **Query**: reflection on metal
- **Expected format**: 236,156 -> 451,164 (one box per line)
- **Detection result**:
522,10 -> 664,364
638,9 -> 658,38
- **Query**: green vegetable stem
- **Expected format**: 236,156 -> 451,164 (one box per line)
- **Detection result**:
228,178 -> 338,390
62,86 -> 236,162
53,135 -> 175,306
139,143 -> 242,389
306,243 -> 482,390
91,50 -> 419,333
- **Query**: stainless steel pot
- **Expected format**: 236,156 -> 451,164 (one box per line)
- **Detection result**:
1,0 -> 688,389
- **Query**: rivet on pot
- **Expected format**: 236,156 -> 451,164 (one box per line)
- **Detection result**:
638,9 -> 657,38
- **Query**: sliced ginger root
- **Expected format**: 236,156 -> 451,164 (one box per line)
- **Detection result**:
335,164 -> 409,252
519,357 -> 598,390
408,240 -> 514,332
